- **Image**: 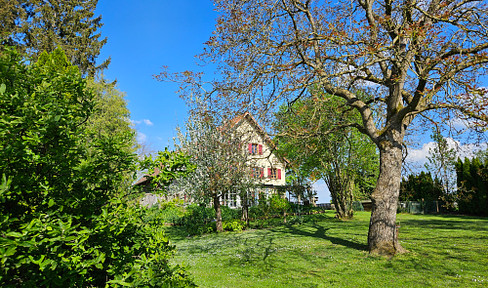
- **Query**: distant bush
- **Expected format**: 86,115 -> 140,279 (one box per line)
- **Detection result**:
180,204 -> 216,235
223,220 -> 246,232
221,205 -> 242,221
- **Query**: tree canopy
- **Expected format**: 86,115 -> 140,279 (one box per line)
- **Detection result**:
0,49 -> 193,287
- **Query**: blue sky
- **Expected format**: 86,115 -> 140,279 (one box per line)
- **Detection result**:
95,1 -> 217,148
94,1 -> 485,203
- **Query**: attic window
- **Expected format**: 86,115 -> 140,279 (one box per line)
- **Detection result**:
248,143 -> 263,155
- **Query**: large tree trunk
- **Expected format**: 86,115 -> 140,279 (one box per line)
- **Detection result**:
328,177 -> 354,219
214,195 -> 223,232
368,137 -> 407,255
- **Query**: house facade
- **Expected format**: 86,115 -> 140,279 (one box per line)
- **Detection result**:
222,112 -> 287,208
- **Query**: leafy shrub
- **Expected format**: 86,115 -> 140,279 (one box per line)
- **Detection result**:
249,205 -> 265,219
182,204 -> 216,235
205,221 -> 217,233
221,205 -> 242,221
270,195 -> 290,216
223,220 -> 246,232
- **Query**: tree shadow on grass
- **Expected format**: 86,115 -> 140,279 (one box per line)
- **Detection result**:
226,232 -> 281,271
278,223 -> 368,252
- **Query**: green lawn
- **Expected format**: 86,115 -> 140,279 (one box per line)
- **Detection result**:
165,211 -> 488,288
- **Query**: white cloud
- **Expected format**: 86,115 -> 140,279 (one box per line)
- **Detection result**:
131,119 -> 154,126
406,142 -> 437,164
136,132 -> 147,143
406,138 -> 487,166
143,119 -> 154,126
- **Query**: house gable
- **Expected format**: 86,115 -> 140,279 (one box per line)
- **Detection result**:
229,112 -> 286,187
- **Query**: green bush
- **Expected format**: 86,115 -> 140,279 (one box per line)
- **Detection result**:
249,205 -> 265,219
221,205 -> 242,221
181,204 -> 215,235
206,221 -> 217,233
180,205 -> 245,235
223,220 -> 246,232
270,195 -> 290,216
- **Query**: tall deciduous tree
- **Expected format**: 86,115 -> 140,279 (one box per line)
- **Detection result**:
173,109 -> 255,232
160,0 -> 488,255
0,0 -> 109,76
274,95 -> 378,219
425,128 -> 458,195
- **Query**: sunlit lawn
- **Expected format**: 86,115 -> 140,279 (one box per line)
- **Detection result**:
165,211 -> 488,287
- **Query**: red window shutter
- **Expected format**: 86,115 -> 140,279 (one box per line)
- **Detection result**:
248,143 -> 252,154
268,168 -> 271,178
277,169 -> 281,180
260,168 -> 264,178
258,144 -> 263,155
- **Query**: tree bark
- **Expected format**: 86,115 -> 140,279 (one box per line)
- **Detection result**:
241,190 -> 249,226
214,195 -> 223,232
368,135 -> 407,255
329,177 -> 354,219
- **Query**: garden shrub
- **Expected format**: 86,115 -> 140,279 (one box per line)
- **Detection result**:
249,205 -> 265,219
221,205 -> 242,221
182,204 -> 215,235
223,220 -> 246,232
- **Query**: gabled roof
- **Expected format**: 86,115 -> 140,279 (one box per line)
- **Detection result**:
228,112 -> 289,165
134,167 -> 160,186
227,112 -> 274,148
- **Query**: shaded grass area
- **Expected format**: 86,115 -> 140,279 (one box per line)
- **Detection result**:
165,211 -> 488,287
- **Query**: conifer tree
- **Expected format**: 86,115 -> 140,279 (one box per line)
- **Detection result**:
0,0 -> 109,76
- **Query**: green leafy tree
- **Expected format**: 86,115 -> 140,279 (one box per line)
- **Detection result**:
425,129 -> 458,195
274,95 -> 378,219
0,49 -> 194,287
269,194 -> 291,223
139,148 -> 196,191
0,0 -> 109,76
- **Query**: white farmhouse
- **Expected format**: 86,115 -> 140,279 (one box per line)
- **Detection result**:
221,112 -> 287,208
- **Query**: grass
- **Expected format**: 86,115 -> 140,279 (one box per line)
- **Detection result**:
165,211 -> 488,287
